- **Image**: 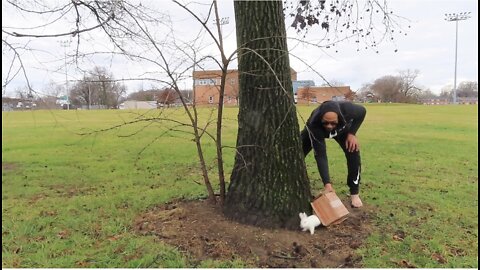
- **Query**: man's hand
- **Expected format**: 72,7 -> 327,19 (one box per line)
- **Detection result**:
346,133 -> 360,152
324,183 -> 334,193
314,183 -> 334,199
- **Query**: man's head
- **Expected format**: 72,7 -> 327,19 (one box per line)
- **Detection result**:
321,111 -> 338,132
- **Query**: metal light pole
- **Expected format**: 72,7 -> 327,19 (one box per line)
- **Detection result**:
58,40 -> 71,109
84,71 -> 91,110
213,17 -> 229,37
88,81 -> 91,110
444,12 -> 471,104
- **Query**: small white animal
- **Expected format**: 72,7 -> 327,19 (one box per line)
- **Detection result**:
299,212 -> 321,235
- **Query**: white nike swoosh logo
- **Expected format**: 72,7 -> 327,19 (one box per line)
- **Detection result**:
353,166 -> 360,185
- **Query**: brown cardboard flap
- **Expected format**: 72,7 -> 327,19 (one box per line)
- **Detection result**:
311,192 -> 349,226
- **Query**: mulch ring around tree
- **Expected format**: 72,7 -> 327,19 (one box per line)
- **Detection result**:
133,197 -> 374,268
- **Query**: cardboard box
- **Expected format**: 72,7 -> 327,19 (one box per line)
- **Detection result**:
311,191 -> 349,226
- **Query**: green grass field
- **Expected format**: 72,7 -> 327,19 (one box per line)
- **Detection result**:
2,104 -> 478,268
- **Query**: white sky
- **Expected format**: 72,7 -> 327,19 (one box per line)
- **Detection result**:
2,0 -> 478,97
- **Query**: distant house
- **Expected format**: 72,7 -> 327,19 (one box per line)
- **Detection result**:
457,97 -> 478,105
296,86 -> 352,105
363,92 -> 381,103
420,98 -> 450,105
56,95 -> 70,106
420,97 -> 478,105
2,97 -> 19,111
292,80 -> 316,94
192,68 -> 298,105
2,97 -> 38,111
119,100 -> 158,109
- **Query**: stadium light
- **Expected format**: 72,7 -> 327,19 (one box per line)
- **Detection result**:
444,12 -> 471,104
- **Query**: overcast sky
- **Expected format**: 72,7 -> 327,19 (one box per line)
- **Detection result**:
288,0 -> 478,93
2,0 -> 478,97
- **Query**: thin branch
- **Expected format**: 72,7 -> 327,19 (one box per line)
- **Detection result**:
3,16 -> 114,38
1,39 -> 33,91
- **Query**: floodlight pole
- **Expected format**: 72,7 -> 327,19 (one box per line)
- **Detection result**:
444,12 -> 471,104
213,16 -> 229,37
84,71 -> 91,110
58,40 -> 71,109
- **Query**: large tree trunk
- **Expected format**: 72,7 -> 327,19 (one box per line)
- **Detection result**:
224,0 -> 311,229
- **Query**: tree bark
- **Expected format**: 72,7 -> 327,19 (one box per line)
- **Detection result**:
224,0 -> 311,229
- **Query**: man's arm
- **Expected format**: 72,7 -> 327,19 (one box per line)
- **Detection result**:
344,103 -> 366,135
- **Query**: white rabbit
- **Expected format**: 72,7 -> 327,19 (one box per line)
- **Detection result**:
299,212 -> 321,235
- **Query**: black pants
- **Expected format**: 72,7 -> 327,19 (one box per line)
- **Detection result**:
301,128 -> 361,195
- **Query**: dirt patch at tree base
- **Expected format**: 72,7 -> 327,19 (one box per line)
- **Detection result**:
133,198 -> 374,268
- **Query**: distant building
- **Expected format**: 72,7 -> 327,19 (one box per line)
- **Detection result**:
420,97 -> 478,105
292,80 -> 315,94
2,97 -> 20,111
420,98 -> 450,105
56,95 -> 70,106
119,100 -> 158,109
296,86 -> 352,105
2,97 -> 37,111
457,97 -> 478,104
192,68 -> 297,105
192,69 -> 355,105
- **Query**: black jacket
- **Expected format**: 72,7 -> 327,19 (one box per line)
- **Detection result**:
305,101 -> 366,185
306,101 -> 366,139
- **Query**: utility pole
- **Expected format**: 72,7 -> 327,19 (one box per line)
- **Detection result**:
213,16 -> 229,41
58,40 -> 71,109
84,71 -> 91,110
214,17 -> 229,36
88,81 -> 91,110
444,12 -> 471,104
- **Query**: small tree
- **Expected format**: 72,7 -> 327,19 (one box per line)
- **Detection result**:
157,88 -> 178,107
344,89 -> 356,101
70,67 -> 126,109
457,81 -> 478,98
299,86 -> 316,104
127,89 -> 160,101
370,70 -> 422,103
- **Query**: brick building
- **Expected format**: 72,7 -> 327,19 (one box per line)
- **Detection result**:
295,86 -> 352,104
192,69 -> 297,105
193,68 -> 352,105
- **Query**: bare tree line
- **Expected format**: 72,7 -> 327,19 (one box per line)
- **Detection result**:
8,65 -> 476,109
356,69 -> 478,103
